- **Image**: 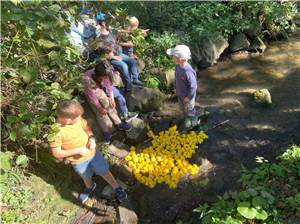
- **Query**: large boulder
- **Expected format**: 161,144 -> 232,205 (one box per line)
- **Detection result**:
118,206 -> 138,224
126,118 -> 147,144
253,89 -> 272,105
229,33 -> 250,52
125,86 -> 165,112
148,68 -> 175,88
192,37 -> 229,68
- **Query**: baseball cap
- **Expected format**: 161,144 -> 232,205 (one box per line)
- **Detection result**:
95,12 -> 106,21
166,45 -> 191,60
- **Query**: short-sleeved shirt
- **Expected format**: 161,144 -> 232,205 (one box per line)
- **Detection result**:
49,117 -> 95,164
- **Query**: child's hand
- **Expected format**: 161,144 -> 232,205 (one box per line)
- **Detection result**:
126,41 -> 134,48
183,97 -> 190,104
109,98 -> 116,108
142,29 -> 150,36
79,147 -> 89,156
99,107 -> 108,115
113,55 -> 122,61
87,139 -> 96,150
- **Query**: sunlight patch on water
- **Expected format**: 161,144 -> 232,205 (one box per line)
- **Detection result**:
246,124 -> 277,131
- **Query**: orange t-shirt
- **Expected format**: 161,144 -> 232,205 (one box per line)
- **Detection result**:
49,117 -> 95,164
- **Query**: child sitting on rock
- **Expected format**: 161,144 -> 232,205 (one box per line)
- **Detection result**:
84,60 -> 131,144
95,13 -> 144,91
118,16 -> 149,58
166,45 -> 198,129
87,43 -> 139,122
49,99 -> 127,204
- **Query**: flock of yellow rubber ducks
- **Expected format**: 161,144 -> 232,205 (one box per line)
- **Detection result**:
125,126 -> 208,188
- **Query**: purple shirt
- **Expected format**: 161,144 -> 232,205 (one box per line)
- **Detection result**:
175,63 -> 197,99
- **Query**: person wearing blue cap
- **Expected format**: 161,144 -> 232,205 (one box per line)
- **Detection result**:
95,12 -> 144,92
95,11 -> 106,21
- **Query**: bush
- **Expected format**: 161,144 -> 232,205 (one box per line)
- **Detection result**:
194,145 -> 300,223
1,2 -> 84,147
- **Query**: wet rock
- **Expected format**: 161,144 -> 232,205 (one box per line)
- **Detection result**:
230,51 -> 250,61
229,33 -> 250,52
125,86 -> 165,112
253,89 -> 272,105
249,36 -> 266,53
126,118 -> 147,144
192,37 -> 229,68
118,206 -> 138,224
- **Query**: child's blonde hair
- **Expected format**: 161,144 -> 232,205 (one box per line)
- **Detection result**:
128,16 -> 139,26
57,100 -> 84,119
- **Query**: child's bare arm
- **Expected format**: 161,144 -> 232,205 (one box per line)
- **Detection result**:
81,119 -> 96,150
51,146 -> 82,159
118,40 -> 134,48
82,122 -> 93,137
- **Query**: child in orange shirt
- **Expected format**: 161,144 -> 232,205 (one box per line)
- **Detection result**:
49,100 -> 127,204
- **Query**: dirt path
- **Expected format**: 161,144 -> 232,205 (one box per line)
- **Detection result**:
131,31 -> 300,224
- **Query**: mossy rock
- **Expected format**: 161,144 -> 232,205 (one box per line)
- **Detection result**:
253,89 -> 272,105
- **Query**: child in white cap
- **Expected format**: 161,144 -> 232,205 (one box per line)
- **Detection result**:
166,45 -> 198,128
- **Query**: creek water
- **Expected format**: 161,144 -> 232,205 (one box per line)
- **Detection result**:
134,30 -> 300,224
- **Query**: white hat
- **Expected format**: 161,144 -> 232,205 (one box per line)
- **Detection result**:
166,44 -> 191,60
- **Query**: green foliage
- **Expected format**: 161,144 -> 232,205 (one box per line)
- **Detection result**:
145,32 -> 180,70
112,1 -> 298,41
144,76 -> 161,89
0,152 -> 33,224
1,1 -> 84,147
194,145 -> 300,223
100,144 -> 110,159
229,1 -> 299,39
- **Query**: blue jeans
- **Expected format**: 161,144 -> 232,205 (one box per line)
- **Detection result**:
111,53 -> 139,91
72,150 -> 109,179
112,86 -> 128,114
122,46 -> 134,57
